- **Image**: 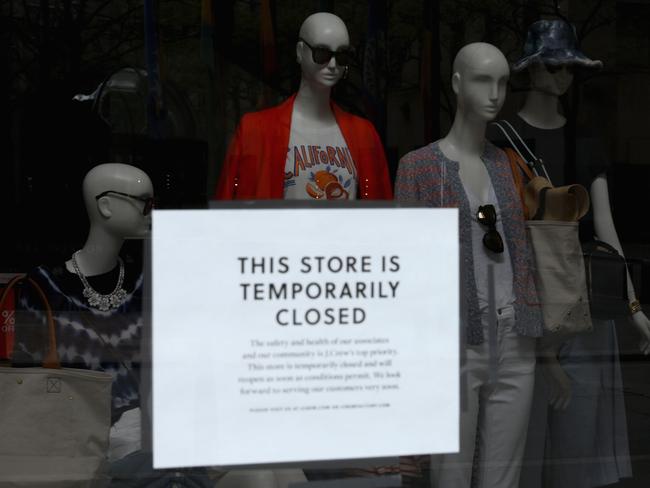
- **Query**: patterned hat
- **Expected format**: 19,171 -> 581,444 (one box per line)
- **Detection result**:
512,19 -> 603,72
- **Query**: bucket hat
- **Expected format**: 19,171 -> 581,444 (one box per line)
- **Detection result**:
513,19 -> 603,72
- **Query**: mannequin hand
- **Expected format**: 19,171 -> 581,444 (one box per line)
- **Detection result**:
630,310 -> 650,355
541,357 -> 571,410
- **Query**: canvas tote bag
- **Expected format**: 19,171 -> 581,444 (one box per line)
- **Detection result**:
0,275 -> 112,487
492,120 -> 592,343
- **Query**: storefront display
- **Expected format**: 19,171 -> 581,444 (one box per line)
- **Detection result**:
2,2 -> 649,488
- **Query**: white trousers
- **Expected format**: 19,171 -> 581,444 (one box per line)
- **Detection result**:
431,307 -> 536,488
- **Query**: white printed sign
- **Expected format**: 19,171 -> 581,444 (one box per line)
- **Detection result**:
152,207 -> 459,468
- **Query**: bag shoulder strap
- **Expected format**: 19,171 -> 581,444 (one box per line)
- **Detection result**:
503,147 -> 533,219
0,275 -> 61,369
504,147 -> 526,207
583,240 -> 622,257
491,120 -> 553,184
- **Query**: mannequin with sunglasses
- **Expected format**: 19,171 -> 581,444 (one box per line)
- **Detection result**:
396,43 -> 542,488
510,19 -> 638,488
516,41 -> 649,357
214,12 -> 392,201
13,163 -> 152,463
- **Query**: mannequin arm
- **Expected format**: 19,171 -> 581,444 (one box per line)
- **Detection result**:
591,174 -> 650,354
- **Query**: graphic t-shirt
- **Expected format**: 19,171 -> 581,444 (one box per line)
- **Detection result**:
283,121 -> 357,200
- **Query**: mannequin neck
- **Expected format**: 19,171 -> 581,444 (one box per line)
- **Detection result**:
518,89 -> 566,129
442,111 -> 487,159
293,77 -> 336,125
67,225 -> 124,277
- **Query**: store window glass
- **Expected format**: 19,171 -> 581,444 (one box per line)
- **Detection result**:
1,1 -> 649,487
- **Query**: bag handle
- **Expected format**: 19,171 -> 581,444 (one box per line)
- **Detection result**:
583,239 -> 622,257
0,275 -> 61,369
491,120 -> 553,184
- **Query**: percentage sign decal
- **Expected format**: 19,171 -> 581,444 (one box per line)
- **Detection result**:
2,310 -> 15,326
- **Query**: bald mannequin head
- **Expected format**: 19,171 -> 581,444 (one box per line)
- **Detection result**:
296,12 -> 350,88
299,12 -> 348,41
451,43 -> 510,121
83,163 -> 153,238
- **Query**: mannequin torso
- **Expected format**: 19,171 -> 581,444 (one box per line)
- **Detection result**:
518,62 -> 650,349
517,59 -> 636,488
65,163 -> 152,278
215,13 -> 392,201
285,13 -> 355,200
396,44 -> 541,488
439,137 -> 491,202
518,83 -> 568,130
14,163 -> 153,425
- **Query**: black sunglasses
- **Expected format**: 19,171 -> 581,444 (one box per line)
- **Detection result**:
299,38 -> 353,66
95,190 -> 154,216
545,64 -> 573,75
476,204 -> 504,254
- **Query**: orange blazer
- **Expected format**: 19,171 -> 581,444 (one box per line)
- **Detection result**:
214,93 -> 393,200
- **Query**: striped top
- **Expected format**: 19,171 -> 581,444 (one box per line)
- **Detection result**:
13,263 -> 142,424
395,140 -> 543,345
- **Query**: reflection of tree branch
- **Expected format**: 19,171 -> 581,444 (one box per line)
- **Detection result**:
85,0 -> 114,26
578,68 -> 650,84
165,0 -> 198,7
440,74 -> 452,118
84,6 -> 142,44
79,0 -> 89,17
579,0 -> 605,40
21,0 -> 33,25
86,42 -> 143,66
552,0 -> 570,23
581,17 -> 614,39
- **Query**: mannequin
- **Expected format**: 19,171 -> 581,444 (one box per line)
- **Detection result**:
14,163 -> 152,463
439,44 -> 510,201
517,61 -> 649,350
214,12 -> 392,201
66,163 -> 152,279
512,19 -> 638,488
396,43 -> 542,488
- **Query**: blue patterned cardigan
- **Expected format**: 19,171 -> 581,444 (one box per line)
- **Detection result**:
395,140 -> 543,345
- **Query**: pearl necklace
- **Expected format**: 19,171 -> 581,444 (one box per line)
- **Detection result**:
71,251 -> 127,311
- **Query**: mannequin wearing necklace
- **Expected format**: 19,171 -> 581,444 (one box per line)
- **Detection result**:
13,163 -> 152,436
396,43 -> 542,488
65,163 -> 152,310
511,19 -> 637,488
214,12 -> 392,201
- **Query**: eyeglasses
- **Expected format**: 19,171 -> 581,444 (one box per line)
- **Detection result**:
95,191 -> 154,216
476,204 -> 504,254
299,38 -> 353,66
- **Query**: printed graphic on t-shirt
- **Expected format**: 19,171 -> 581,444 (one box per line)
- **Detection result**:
284,144 -> 356,200
284,119 -> 358,200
